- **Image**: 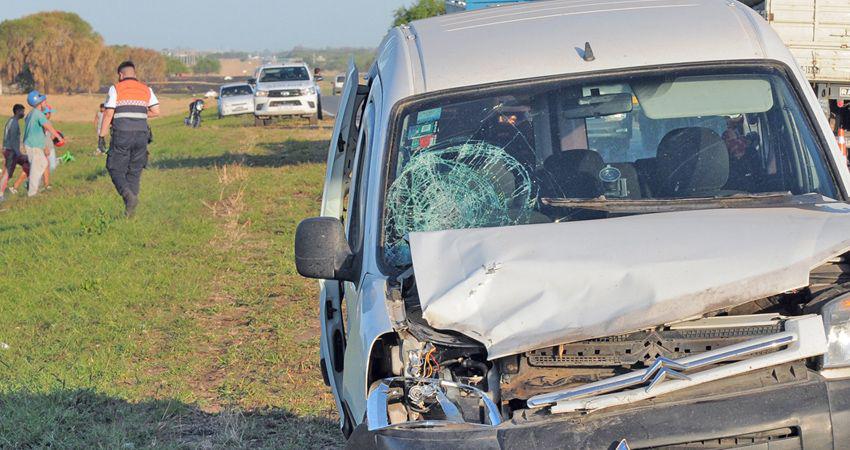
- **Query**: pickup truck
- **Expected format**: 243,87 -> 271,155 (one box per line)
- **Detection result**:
295,0 -> 850,448
252,62 -> 322,126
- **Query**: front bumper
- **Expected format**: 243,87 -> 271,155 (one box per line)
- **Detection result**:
348,372 -> 850,449
220,102 -> 253,116
254,94 -> 318,117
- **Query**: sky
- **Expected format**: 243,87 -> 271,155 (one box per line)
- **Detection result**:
1,0 -> 413,51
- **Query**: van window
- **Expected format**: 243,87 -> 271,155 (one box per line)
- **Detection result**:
346,100 -> 373,253
382,65 -> 840,266
220,85 -> 253,97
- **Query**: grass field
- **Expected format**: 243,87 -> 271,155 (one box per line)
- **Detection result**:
0,111 -> 343,448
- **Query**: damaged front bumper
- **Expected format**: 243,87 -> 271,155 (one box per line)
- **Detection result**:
351,316 -> 845,449
366,378 -> 502,431
349,374 -> 850,449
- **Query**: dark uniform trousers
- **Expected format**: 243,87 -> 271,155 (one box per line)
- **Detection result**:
106,129 -> 149,197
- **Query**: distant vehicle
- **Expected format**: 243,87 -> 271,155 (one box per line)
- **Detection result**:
217,82 -> 254,118
332,74 -> 346,95
252,62 -> 323,126
204,89 -> 218,99
224,76 -> 233,81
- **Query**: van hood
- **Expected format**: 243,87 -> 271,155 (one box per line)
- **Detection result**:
408,204 -> 850,360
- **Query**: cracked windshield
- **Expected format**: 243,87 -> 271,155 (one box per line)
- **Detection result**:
384,66 -> 839,265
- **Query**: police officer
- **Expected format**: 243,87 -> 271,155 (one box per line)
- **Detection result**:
100,61 -> 160,217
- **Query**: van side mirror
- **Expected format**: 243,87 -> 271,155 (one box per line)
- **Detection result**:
295,217 -> 355,281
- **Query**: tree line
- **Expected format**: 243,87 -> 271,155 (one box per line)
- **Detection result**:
0,11 -> 219,94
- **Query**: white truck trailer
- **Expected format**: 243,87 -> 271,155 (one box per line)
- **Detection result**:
751,0 -> 850,126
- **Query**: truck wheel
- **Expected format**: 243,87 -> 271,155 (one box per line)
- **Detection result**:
254,116 -> 263,127
263,118 -> 272,127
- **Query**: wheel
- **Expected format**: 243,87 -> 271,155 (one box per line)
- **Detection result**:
263,118 -> 272,126
254,116 -> 263,127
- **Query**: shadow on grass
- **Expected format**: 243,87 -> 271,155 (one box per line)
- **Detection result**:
153,140 -> 328,170
0,388 -> 343,449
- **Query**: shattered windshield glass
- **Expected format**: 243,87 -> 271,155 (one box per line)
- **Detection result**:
383,65 -> 840,266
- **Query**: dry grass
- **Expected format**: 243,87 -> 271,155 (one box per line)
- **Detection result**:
0,93 -> 199,123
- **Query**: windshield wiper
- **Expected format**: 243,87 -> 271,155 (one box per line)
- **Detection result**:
541,192 -> 804,214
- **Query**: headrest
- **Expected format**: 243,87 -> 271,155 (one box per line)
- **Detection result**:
541,149 -> 605,198
656,127 -> 729,197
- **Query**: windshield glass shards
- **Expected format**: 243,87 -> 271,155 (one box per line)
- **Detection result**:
259,66 -> 310,82
382,66 -> 840,266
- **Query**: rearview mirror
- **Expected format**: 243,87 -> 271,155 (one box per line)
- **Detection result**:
295,217 -> 355,281
562,92 -> 633,119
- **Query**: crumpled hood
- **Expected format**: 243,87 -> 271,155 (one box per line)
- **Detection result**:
409,204 -> 850,360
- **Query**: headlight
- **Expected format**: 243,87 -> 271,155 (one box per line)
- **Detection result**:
255,90 -> 268,97
821,294 -> 850,369
303,87 -> 316,95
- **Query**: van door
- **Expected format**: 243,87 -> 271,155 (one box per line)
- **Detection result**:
317,60 -> 368,432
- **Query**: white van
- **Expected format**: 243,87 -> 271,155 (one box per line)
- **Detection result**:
296,0 -> 850,446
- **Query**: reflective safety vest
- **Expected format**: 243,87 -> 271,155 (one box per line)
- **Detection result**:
113,78 -> 151,132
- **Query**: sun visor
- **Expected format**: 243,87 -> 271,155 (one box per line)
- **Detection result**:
634,76 -> 774,119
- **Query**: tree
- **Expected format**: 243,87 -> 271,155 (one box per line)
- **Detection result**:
0,12 -> 104,93
193,56 -> 221,75
165,56 -> 189,76
97,46 -> 167,86
392,0 -> 445,27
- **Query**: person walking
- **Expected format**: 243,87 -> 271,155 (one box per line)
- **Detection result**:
100,60 -> 160,217
94,103 -> 106,155
0,104 -> 25,201
23,90 -> 63,197
42,103 -> 57,190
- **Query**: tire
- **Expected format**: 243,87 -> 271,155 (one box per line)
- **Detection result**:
254,116 -> 263,127
263,118 -> 272,126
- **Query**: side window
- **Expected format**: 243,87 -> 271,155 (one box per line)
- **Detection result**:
346,99 -> 374,254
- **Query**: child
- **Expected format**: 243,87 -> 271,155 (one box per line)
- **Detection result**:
94,103 -> 106,155
0,104 -> 25,200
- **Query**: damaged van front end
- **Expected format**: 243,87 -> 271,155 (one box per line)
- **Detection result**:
350,207 -> 850,448
294,1 -> 850,448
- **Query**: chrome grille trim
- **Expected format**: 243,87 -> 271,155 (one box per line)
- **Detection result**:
526,315 -> 827,413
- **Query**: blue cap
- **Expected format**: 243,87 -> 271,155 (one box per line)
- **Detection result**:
26,90 -> 47,107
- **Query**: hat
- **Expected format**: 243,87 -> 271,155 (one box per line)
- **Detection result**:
27,90 -> 47,107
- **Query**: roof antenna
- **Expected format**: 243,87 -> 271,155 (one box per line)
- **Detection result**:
583,42 -> 595,62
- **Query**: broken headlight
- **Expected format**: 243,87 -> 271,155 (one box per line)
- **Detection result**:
821,295 -> 850,370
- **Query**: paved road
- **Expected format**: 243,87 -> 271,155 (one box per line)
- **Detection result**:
322,95 -> 341,118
